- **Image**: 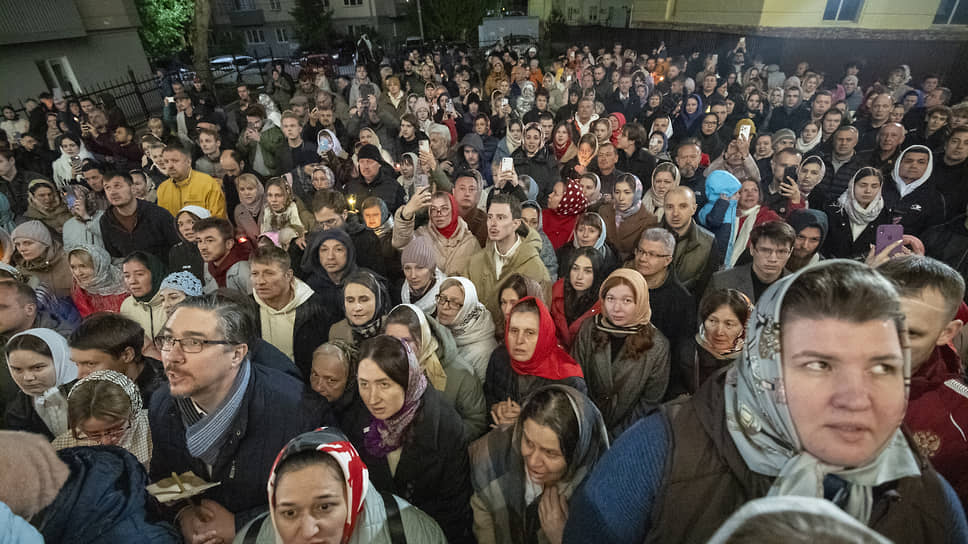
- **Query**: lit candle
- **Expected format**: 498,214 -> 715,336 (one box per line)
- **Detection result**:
347,195 -> 357,212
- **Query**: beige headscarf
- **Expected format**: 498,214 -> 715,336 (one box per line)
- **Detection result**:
395,304 -> 448,391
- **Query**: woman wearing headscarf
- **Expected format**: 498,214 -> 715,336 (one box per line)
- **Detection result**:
343,335 -> 474,543
567,260 -> 968,543
61,184 -> 105,250
67,244 -> 128,317
354,127 -> 395,166
385,304 -> 488,441
470,385 -> 610,544
119,251 -> 166,341
25,179 -> 72,235
307,341 -> 361,427
11,220 -> 74,299
559,133 -> 598,181
646,130 -> 671,162
673,94 -> 704,140
261,177 -> 314,235
233,427 -> 447,543
551,247 -> 604,351
542,178 -> 589,250
494,119 -> 523,166
168,205 -> 210,283
556,212 -> 620,276
156,270 -> 203,318
697,113 -> 725,160
4,328 -> 77,439
360,196 -> 400,281
822,167 -> 892,260
329,269 -> 392,346
232,173 -> 265,241
599,173 -> 659,262
571,269 -> 670,438
51,370 -> 152,466
520,200 -> 560,281
51,134 -> 94,190
671,288 -> 752,397
434,277 -> 497,383
513,123 -> 560,205
608,113 -> 627,147
485,297 -> 587,429
642,162 -> 681,222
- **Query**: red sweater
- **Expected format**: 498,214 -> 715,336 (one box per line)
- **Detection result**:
905,343 -> 968,509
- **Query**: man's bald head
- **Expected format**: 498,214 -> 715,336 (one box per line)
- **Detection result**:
664,186 -> 697,233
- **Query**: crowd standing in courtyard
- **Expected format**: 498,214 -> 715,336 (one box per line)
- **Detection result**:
0,35 -> 967,543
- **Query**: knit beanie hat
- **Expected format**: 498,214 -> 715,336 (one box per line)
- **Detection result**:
773,128 -> 796,145
0,431 -> 70,519
159,271 -> 203,297
11,220 -> 52,247
401,236 -> 436,270
357,144 -> 383,164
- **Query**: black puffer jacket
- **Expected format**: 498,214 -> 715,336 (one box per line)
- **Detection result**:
512,145 -> 559,206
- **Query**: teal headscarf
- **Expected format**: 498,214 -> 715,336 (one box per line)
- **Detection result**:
724,259 -> 920,525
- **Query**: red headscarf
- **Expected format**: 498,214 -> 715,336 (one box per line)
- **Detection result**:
505,297 -> 584,380
541,178 -> 588,249
609,113 -> 627,146
434,192 -> 461,239
552,128 -> 572,160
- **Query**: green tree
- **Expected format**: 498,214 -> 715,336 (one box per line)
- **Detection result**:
410,0 -> 486,42
134,0 -> 194,59
290,0 -> 334,50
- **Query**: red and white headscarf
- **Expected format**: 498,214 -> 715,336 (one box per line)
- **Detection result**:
268,427 -> 369,543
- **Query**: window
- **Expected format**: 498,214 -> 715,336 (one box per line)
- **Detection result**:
245,29 -> 266,44
269,0 -> 281,9
275,27 -> 289,42
822,0 -> 863,21
344,0 -> 362,5
587,5 -> 597,22
935,0 -> 968,24
234,0 -> 255,9
36,57 -> 82,96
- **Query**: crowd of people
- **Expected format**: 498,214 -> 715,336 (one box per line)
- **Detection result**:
0,35 -> 967,543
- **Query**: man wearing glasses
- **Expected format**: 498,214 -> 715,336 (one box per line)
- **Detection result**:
705,221 -> 795,303
148,294 -> 328,544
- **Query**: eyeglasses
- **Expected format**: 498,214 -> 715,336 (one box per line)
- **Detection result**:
752,246 -> 792,257
429,206 -> 451,216
635,247 -> 671,259
154,335 -> 237,353
435,294 -> 464,310
74,421 -> 130,444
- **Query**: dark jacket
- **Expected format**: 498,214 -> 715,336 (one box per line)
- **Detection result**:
345,386 -> 475,543
1,168 -> 42,216
168,241 -> 205,284
617,148 -> 658,191
101,200 -> 180,264
923,214 -> 968,302
881,178 -> 947,237
149,363 -> 329,531
39,446 -> 178,543
4,388 -> 62,439
822,203 -> 893,260
767,105 -> 809,133
931,154 -> 968,220
343,165 -> 406,214
814,150 -> 871,208
274,139 -> 318,175
254,291 -> 338,382
705,263 -> 789,304
484,347 -> 588,411
512,145 -> 559,205
648,273 -> 697,363
564,371 -> 967,543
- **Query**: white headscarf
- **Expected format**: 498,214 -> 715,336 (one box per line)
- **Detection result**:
892,145 -> 934,198
8,328 -> 77,437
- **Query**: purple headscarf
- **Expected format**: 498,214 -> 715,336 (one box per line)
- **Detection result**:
363,338 -> 428,458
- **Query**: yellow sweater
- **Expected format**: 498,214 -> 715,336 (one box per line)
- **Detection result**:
156,170 -> 227,219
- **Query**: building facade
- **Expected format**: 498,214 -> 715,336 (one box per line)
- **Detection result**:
0,0 -> 152,107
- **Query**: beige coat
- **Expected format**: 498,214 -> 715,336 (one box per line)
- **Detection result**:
464,227 -> 550,326
392,209 -> 481,276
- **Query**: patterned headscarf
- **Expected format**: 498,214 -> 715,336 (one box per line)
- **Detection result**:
52,370 -> 152,466
66,244 -> 126,296
159,271 -> 203,297
363,338 -> 428,458
724,259 -> 920,524
269,427 -> 369,543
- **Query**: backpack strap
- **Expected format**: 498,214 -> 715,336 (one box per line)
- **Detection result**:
241,511 -> 270,544
381,490 -> 407,544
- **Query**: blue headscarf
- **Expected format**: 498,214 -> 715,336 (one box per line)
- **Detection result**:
678,94 -> 705,134
699,170 -> 742,266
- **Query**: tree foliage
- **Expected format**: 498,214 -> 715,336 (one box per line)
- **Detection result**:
290,0 -> 335,50
134,0 -> 194,59
409,0 -> 487,42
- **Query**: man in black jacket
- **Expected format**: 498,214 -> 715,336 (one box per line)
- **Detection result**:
615,122 -> 656,190
149,295 -> 329,542
250,246 -> 337,382
304,189 -> 387,277
0,149 -> 41,217
931,126 -> 968,220
343,144 -> 406,213
101,171 -> 180,264
882,145 -> 946,237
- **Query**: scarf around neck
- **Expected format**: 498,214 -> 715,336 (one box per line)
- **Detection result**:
723,260 -> 920,525
436,193 -> 460,239
837,170 -> 885,226
176,359 -> 251,466
9,328 -> 77,437
364,339 -> 428,458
